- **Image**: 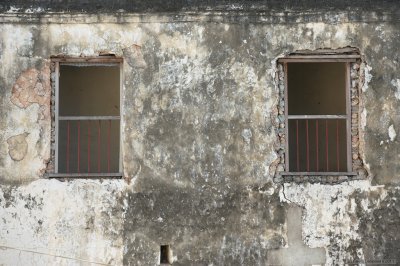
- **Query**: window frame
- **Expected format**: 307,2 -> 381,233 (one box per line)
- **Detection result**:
278,55 -> 360,176
49,56 -> 123,178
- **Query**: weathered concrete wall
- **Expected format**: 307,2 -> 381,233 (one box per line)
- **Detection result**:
0,6 -> 400,265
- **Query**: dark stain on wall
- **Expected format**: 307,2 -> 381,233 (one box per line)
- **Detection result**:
358,187 -> 400,263
122,181 -> 285,264
1,0 -> 400,13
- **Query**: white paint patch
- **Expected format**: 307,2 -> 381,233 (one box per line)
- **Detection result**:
361,108 -> 367,129
362,64 -> 372,92
391,79 -> 400,100
334,27 -> 347,43
306,22 -> 326,37
0,25 -> 34,76
0,179 -> 126,265
6,6 -> 21,13
25,7 -> 45,13
388,124 -> 396,141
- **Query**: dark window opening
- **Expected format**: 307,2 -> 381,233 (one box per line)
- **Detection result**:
286,62 -> 349,173
160,245 -> 171,264
57,65 -> 120,174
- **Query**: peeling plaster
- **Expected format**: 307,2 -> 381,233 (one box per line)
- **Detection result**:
280,181 -> 388,265
10,62 -> 51,120
7,132 -> 29,161
123,44 -> 147,69
0,179 -> 125,265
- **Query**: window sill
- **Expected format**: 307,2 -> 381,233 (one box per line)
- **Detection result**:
46,173 -> 123,178
281,172 -> 357,176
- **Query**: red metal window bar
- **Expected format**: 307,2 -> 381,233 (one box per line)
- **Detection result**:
288,115 -> 347,173
60,116 -> 120,174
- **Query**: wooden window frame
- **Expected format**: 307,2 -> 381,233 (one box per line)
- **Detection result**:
278,55 -> 359,176
48,56 -> 123,178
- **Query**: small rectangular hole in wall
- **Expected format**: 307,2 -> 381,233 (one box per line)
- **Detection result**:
160,245 -> 171,264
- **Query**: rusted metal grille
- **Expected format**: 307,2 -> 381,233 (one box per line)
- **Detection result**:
288,117 -> 347,173
282,60 -> 352,174
49,58 -> 123,178
58,116 -> 120,174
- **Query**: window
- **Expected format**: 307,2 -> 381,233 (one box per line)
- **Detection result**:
286,62 -> 349,173
276,51 -> 364,179
49,57 -> 122,178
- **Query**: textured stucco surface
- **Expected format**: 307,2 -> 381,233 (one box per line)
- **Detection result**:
0,7 -> 400,265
